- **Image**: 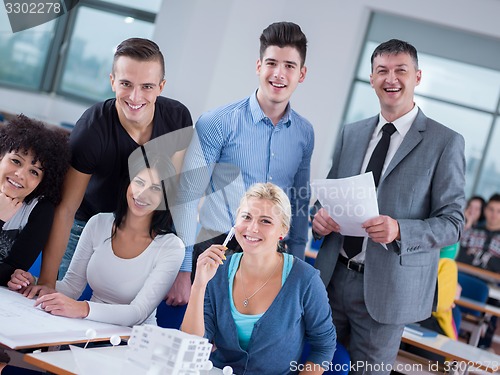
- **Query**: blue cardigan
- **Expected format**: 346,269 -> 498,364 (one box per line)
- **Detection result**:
204,255 -> 336,375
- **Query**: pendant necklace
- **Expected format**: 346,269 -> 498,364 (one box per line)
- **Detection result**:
240,254 -> 282,308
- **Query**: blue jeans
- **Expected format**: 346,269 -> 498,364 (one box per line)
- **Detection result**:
58,219 -> 87,280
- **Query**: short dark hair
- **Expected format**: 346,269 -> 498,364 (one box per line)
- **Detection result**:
488,193 -> 500,205
0,114 -> 71,205
259,22 -> 308,67
112,151 -> 175,239
112,38 -> 165,81
370,39 -> 419,71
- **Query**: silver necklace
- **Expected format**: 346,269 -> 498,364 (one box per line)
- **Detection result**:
240,254 -> 282,308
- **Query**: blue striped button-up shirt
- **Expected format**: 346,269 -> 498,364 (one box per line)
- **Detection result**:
175,91 -> 314,270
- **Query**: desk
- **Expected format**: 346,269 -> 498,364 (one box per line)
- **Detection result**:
24,346 -> 223,375
488,285 -> 500,301
0,287 -> 131,350
455,297 -> 500,317
402,329 -> 500,373
454,297 -> 500,347
456,262 -> 500,284
456,262 -> 500,303
394,350 -> 440,375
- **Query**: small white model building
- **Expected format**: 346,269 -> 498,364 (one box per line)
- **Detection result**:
127,325 -> 213,375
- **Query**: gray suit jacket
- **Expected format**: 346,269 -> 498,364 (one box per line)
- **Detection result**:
315,109 -> 465,325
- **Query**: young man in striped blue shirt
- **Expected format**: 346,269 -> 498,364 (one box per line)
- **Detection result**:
171,21 -> 314,289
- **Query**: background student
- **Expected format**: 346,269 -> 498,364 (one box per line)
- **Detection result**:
456,193 -> 500,348
174,21 -> 314,286
182,183 -> 336,375
464,195 -> 486,231
457,193 -> 500,273
9,154 -> 185,327
440,195 -> 486,259
0,115 -> 70,286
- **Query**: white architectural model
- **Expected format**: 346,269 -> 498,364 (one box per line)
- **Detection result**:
127,325 -> 213,375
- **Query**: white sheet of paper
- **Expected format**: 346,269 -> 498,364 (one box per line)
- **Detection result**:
311,172 -> 379,236
0,287 -> 131,349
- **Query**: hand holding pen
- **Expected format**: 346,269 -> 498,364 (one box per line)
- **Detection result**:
194,227 -> 235,286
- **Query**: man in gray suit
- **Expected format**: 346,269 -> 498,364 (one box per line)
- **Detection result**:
312,39 -> 465,373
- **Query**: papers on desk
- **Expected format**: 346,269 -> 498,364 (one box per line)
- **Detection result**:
0,287 -> 131,349
404,324 -> 438,338
311,173 -> 379,236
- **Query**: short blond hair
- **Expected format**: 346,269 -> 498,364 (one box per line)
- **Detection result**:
238,183 -> 291,232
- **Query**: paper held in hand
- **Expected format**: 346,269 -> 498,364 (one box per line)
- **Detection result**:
311,172 -> 379,237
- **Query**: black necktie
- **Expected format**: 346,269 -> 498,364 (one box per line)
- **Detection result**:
343,123 -> 397,259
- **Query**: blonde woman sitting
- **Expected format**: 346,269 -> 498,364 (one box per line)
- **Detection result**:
182,182 -> 336,374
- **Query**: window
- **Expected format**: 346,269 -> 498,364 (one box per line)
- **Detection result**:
476,116 -> 500,200
0,0 -> 161,103
343,13 -> 500,199
58,6 -> 154,102
0,11 -> 56,90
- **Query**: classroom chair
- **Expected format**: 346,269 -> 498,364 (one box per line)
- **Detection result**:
27,253 -> 42,278
156,302 -> 187,330
28,253 -> 93,301
300,341 -> 350,375
457,272 -> 489,317
457,272 -> 490,345
451,305 -> 462,333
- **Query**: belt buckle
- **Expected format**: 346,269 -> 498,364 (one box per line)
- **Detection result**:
347,259 -> 360,272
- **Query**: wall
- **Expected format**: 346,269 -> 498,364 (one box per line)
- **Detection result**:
152,0 -> 500,179
1,0 -> 500,179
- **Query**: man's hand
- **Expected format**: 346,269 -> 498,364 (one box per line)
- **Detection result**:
0,192 -> 22,222
34,293 -> 89,318
164,271 -> 191,306
312,208 -> 340,236
363,215 -> 400,244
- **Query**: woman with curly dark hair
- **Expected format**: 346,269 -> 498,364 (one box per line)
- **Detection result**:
0,114 -> 70,286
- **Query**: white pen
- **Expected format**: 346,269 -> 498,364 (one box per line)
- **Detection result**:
222,226 -> 236,247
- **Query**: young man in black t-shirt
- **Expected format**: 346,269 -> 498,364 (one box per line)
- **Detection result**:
28,38 -> 193,306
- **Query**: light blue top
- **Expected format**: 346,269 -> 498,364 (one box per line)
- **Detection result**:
228,252 -> 293,350
173,90 -> 314,270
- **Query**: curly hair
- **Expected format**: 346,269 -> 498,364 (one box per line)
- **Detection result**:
0,114 -> 71,204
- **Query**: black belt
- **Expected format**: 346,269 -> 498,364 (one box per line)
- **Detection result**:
338,255 -> 365,274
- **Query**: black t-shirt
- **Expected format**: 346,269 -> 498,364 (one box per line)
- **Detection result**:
70,96 -> 192,221
0,199 -> 54,285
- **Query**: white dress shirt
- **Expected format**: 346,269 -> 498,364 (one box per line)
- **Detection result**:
342,105 -> 419,262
